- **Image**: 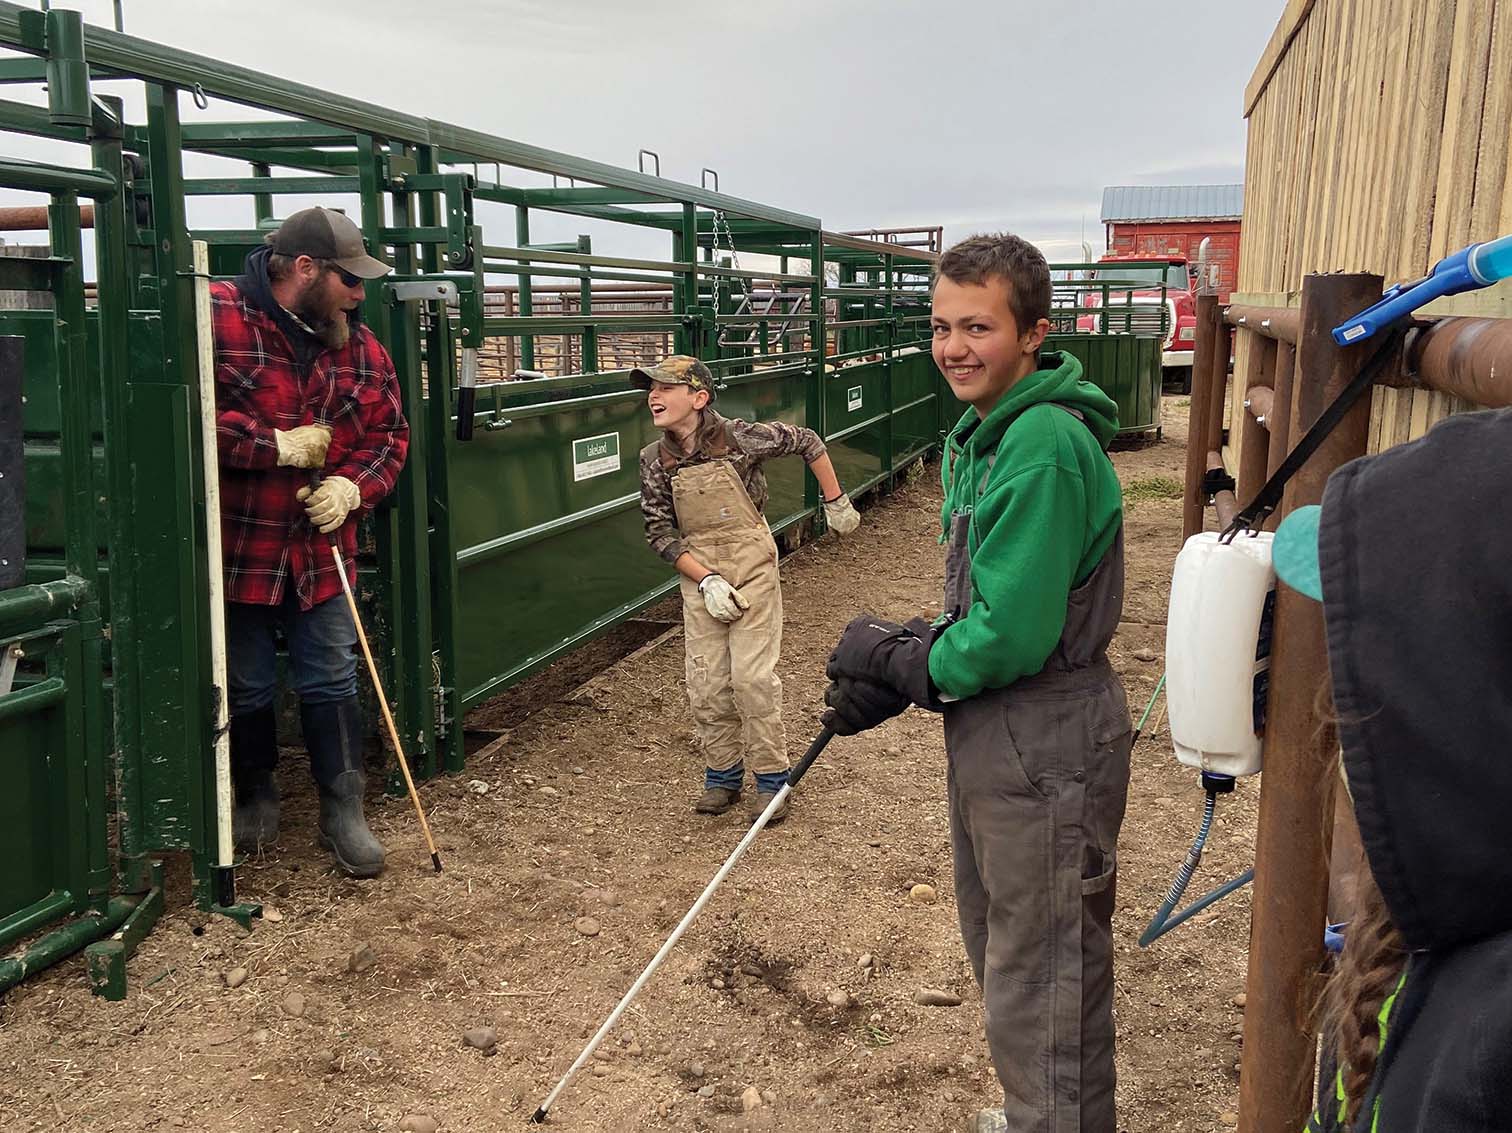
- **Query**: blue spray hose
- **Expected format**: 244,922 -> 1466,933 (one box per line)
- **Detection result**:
1133,673 -> 1255,947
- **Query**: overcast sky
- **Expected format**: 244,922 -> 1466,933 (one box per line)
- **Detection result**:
8,0 -> 1279,261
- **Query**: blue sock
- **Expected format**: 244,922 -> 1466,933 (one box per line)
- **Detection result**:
705,764 -> 744,791
754,770 -> 790,795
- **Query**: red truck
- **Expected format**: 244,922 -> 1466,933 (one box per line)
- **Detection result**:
1075,254 -> 1202,391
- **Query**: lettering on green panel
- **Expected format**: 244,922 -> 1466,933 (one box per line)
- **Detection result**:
847,385 -> 863,412
571,432 -> 620,481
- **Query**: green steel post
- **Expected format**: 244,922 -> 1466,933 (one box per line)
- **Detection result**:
50,188 -> 111,911
675,203 -> 698,356
90,92 -> 130,764
415,145 -> 463,773
92,100 -> 147,881
250,160 -> 273,223
515,206 -> 534,370
43,8 -> 89,128
883,253 -> 895,483
577,234 -> 597,374
357,132 -> 436,781
806,230 -> 823,516
423,304 -> 464,774
47,619 -> 90,931
141,81 -> 215,903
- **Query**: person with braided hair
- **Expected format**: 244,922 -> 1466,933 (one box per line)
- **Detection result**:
1271,406 -> 1512,1132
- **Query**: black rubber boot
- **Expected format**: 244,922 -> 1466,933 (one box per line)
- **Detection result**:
303,698 -> 385,878
230,703 -> 280,852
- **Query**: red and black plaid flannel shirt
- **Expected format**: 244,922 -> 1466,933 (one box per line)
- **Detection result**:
212,281 -> 409,610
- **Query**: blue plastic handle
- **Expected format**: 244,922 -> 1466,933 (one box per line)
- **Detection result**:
1331,233 -> 1512,346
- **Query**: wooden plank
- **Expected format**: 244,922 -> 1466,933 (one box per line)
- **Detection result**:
1407,386 -> 1433,439
1291,13 -> 1329,283
1354,0 -> 1400,269
1272,32 -> 1300,285
1368,383 -> 1388,453
1313,0 -> 1355,274
1340,0 -> 1386,269
1378,0 -> 1421,276
1471,0 -> 1512,237
1429,0 -> 1495,261
1247,0 -> 1323,115
1399,2 -> 1457,278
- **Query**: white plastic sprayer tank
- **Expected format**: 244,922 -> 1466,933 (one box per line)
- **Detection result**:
1165,531 -> 1276,777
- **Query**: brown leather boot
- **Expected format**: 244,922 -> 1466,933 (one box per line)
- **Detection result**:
751,790 -> 790,825
693,786 -> 742,814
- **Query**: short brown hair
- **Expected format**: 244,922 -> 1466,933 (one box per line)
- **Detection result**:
934,233 -> 1051,333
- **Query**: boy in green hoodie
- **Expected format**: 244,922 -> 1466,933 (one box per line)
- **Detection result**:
821,234 -> 1131,1133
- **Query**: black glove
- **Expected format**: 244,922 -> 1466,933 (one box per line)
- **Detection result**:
825,614 -> 941,710
821,676 -> 910,736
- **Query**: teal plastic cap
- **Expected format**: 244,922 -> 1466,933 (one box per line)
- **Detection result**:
1273,504 -> 1323,602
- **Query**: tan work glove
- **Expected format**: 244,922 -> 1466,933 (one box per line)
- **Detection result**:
296,475 -> 361,534
698,573 -> 750,623
274,423 -> 332,469
823,492 -> 861,535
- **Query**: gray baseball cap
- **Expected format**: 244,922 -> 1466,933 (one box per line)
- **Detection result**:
267,207 -> 391,279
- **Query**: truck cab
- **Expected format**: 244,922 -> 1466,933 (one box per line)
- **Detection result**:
1076,255 -> 1198,390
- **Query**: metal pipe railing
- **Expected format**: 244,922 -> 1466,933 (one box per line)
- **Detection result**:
0,576 -> 90,639
0,203 -> 93,230
1226,304 -> 1300,344
0,157 -> 116,198
1244,384 -> 1274,426
1410,315 -> 1512,407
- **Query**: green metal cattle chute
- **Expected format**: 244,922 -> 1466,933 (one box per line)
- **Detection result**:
0,3 -> 948,994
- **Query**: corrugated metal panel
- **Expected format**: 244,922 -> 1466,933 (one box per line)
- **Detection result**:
1100,185 -> 1245,223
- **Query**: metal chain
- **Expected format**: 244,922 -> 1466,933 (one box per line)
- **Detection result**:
711,208 -> 749,306
712,208 -> 742,274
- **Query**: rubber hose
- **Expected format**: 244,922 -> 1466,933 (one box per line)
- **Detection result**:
1139,790 -> 1254,947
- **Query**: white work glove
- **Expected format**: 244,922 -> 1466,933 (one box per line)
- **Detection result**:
823,492 -> 861,535
698,573 -> 750,623
273,423 -> 332,469
296,475 -> 362,534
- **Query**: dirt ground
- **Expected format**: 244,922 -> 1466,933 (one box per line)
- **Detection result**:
0,395 -> 1258,1132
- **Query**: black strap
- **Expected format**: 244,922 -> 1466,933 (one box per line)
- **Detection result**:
1221,323 -> 1406,541
1202,467 -> 1236,499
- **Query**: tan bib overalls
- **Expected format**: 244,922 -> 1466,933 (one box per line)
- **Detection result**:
671,459 -> 788,779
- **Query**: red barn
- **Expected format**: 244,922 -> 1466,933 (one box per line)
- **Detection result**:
1101,185 -> 1243,301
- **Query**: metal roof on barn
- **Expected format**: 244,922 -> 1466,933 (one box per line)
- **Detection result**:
1100,185 -> 1244,223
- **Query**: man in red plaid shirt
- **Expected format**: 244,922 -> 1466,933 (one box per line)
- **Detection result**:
214,207 -> 408,878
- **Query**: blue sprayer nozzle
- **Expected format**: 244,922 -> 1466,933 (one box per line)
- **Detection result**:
1331,233 -> 1512,346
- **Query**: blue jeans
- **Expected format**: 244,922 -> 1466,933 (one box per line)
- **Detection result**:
226,594 -> 358,715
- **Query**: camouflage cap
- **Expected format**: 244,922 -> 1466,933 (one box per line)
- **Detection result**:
629,355 -> 715,398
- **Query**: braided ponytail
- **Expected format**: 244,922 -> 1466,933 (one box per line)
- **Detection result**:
1321,856 -> 1406,1127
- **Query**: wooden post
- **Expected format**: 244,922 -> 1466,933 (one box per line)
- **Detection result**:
1183,292 -> 1222,540
1238,272 -> 1382,1133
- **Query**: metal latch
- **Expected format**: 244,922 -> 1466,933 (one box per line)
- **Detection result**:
387,279 -> 459,305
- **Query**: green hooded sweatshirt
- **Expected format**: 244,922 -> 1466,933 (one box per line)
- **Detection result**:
928,350 -> 1124,700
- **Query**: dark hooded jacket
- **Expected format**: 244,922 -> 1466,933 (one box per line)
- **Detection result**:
1306,406 -> 1512,1131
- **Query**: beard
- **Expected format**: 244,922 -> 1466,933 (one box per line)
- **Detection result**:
290,278 -> 352,349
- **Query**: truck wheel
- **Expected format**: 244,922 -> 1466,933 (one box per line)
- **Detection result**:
1165,366 -> 1193,395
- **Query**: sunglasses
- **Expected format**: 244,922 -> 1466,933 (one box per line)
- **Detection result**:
326,264 -> 363,288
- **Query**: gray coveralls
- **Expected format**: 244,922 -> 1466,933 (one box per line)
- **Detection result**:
941,429 -> 1132,1132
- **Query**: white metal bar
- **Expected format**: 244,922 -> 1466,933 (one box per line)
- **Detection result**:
193,239 -> 234,869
